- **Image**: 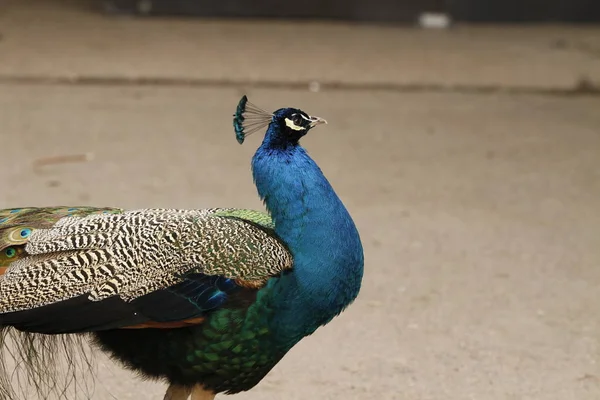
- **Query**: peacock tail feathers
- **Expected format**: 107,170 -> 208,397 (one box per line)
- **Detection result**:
0,328 -> 96,400
0,207 -> 123,268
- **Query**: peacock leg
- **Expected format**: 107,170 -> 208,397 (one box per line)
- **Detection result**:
190,385 -> 216,400
163,384 -> 192,400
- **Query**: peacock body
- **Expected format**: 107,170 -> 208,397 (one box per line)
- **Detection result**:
0,97 -> 364,400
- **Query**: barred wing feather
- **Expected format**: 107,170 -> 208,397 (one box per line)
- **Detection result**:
0,207 -> 292,333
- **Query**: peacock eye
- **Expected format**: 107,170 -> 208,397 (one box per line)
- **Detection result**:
5,248 -> 16,258
292,115 -> 303,126
20,228 -> 32,238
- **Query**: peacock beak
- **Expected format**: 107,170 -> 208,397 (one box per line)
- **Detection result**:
309,116 -> 327,128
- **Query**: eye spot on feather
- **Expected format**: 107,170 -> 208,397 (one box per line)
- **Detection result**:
0,218 -> 7,224
5,248 -> 16,258
20,228 -> 32,238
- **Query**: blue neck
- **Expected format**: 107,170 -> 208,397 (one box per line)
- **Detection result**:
251,133 -> 364,343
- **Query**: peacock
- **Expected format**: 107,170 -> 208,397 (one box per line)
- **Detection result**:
0,96 -> 364,400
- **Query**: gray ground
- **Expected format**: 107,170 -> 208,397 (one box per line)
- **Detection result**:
0,1 -> 599,399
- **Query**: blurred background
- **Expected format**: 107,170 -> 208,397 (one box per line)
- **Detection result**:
0,0 -> 599,399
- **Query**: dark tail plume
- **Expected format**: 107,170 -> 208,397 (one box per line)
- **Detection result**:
0,328 -> 97,399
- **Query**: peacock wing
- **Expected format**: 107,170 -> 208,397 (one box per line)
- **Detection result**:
0,207 -> 292,333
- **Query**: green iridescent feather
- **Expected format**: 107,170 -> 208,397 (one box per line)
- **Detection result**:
94,287 -> 284,394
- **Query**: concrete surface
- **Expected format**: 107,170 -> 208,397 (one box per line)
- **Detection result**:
1,1 -> 600,90
1,1 -> 600,400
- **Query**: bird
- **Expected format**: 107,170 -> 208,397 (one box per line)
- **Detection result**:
0,96 -> 364,400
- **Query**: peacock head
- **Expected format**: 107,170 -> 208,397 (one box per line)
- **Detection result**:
233,96 -> 327,146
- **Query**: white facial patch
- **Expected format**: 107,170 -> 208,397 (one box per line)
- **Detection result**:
284,117 -> 307,131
